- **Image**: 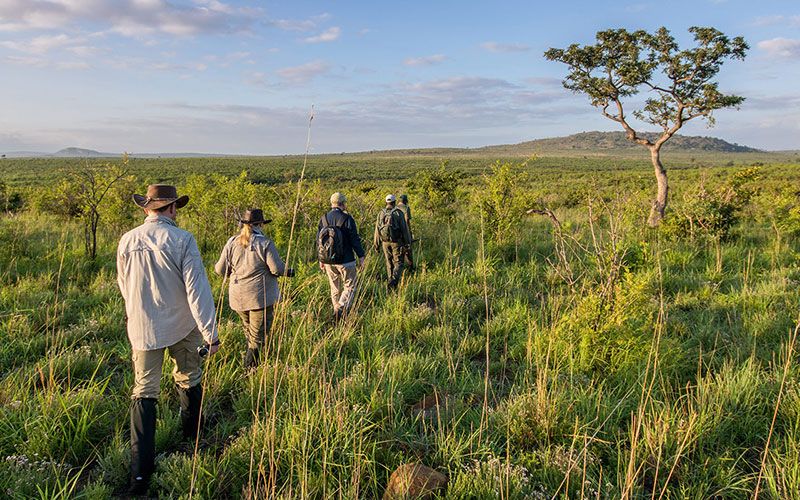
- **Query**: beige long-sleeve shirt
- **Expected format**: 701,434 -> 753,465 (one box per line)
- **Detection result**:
214,228 -> 287,312
117,215 -> 219,350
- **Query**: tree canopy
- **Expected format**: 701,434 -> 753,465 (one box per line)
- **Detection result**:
545,27 -> 747,146
545,26 -> 748,224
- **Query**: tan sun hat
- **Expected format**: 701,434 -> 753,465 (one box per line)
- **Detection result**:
133,184 -> 189,210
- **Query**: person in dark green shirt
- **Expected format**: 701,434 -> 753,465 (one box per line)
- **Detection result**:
396,194 -> 414,271
373,194 -> 412,289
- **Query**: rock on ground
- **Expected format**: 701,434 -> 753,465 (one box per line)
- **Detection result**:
383,463 -> 447,499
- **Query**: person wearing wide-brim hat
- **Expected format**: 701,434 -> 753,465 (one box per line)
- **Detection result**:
215,208 -> 294,369
117,184 -> 221,495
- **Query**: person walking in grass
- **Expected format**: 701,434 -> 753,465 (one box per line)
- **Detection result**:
317,192 -> 366,322
396,193 -> 414,271
116,184 -> 220,496
373,194 -> 413,290
214,208 -> 294,369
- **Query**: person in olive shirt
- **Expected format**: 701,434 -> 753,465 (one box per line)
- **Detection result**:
373,194 -> 413,289
117,185 -> 220,496
214,209 -> 294,368
396,194 -> 414,271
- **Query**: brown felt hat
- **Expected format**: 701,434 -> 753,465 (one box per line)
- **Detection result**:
132,184 -> 189,210
239,208 -> 271,224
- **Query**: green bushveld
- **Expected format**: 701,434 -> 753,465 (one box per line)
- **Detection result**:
0,151 -> 799,498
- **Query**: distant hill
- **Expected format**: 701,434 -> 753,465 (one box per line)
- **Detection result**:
336,131 -> 763,158
0,133 -> 765,159
475,131 -> 761,155
53,147 -> 111,157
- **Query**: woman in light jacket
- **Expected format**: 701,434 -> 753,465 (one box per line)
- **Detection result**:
215,209 -> 293,368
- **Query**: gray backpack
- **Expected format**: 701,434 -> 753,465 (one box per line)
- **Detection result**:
378,208 -> 401,242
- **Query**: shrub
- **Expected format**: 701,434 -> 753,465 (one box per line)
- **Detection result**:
665,167 -> 760,241
476,160 -> 530,245
410,161 -> 461,222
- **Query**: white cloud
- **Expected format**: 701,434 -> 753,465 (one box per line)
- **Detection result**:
745,94 -> 800,111
758,38 -> 800,59
3,54 -> 47,67
275,60 -> 331,83
302,26 -> 340,43
525,76 -> 563,87
480,42 -> 531,53
56,60 -> 90,70
151,61 -> 207,72
0,33 -> 82,53
67,45 -> 102,57
141,76 -> 580,152
245,71 -> 268,87
0,0 -> 259,36
754,15 -> 800,27
403,54 -> 447,66
3,54 -> 90,70
270,13 -> 330,32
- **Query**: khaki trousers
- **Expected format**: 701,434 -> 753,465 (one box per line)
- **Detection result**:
236,306 -> 274,350
131,328 -> 203,400
324,262 -> 358,312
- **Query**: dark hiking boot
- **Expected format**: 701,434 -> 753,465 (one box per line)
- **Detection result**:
244,348 -> 260,369
388,279 -> 398,291
177,384 -> 203,441
129,398 -> 157,495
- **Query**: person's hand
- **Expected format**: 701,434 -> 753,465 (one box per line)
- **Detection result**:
319,262 -> 325,271
199,340 -> 221,357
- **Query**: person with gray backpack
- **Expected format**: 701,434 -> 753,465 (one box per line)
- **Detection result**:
373,194 -> 412,290
317,192 -> 366,322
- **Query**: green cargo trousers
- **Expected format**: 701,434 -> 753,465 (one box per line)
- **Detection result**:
381,241 -> 404,286
236,306 -> 275,350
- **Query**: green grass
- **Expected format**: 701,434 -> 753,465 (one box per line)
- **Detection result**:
0,153 -> 799,497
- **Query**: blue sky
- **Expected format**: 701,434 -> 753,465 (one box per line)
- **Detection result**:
1,0 -> 798,154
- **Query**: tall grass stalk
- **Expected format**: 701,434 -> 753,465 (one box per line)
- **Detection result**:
753,317 -> 800,499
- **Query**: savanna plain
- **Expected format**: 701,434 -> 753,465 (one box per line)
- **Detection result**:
2,148 -> 800,498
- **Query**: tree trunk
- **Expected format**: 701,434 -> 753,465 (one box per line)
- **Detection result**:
647,146 -> 668,226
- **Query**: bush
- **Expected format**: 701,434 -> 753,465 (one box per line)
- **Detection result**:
665,167 -> 760,241
410,161 -> 461,222
0,182 -> 22,213
476,160 -> 530,245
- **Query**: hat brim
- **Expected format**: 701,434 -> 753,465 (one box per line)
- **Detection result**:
133,194 -> 189,210
239,218 -> 272,224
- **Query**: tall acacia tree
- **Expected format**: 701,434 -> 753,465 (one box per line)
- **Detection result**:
545,27 -> 748,225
